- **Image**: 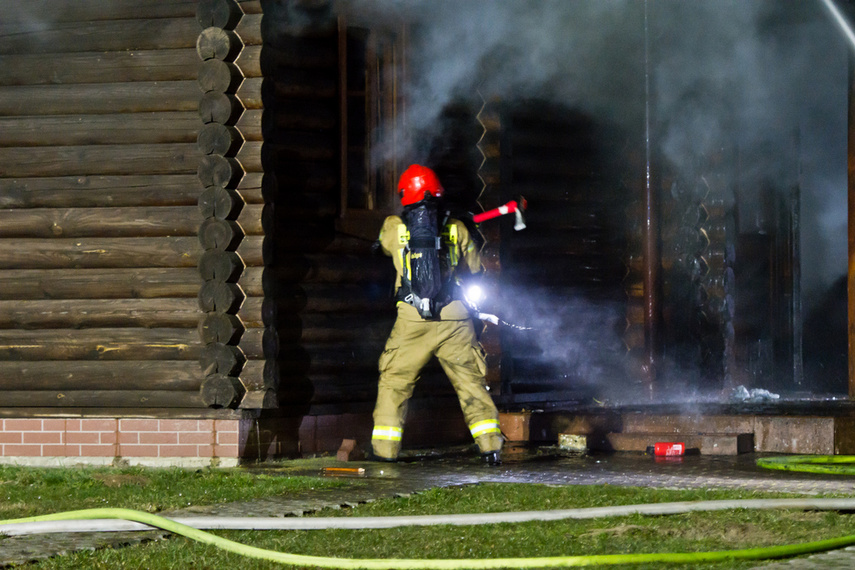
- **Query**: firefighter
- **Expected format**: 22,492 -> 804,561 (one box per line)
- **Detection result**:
370,164 -> 503,466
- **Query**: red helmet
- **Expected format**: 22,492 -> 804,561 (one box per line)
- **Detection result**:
397,164 -> 444,206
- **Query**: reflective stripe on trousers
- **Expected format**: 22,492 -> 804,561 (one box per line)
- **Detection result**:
372,425 -> 403,441
469,419 -> 501,439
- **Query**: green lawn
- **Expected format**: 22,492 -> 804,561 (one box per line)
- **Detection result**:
2,465 -> 855,569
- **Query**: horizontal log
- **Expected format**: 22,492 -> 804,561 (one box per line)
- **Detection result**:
200,374 -> 244,408
0,143 -> 203,178
201,343 -> 246,376
2,1 -> 198,24
238,388 -> 277,409
0,112 -> 200,148
0,175 -> 204,209
199,187 -> 245,220
236,110 -> 264,141
0,49 -> 199,87
197,0 -> 244,30
0,268 -> 201,300
1,391 -> 206,408
0,298 -> 202,329
0,328 -> 201,361
0,361 -> 201,391
198,123 -> 244,156
0,237 -> 203,270
0,81 -> 199,116
198,155 -> 245,188
0,18 -> 200,55
235,13 -> 263,46
197,28 -> 242,62
198,218 -> 245,250
198,60 -> 244,94
199,313 -> 245,344
0,206 -> 204,239
198,78 -> 263,123
198,281 -> 245,313
239,359 -> 276,391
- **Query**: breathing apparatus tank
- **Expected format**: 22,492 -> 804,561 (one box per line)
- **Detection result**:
396,165 -> 451,319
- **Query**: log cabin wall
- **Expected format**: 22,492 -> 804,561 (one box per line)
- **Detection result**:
0,0 -> 296,464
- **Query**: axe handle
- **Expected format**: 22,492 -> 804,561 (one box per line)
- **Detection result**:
473,200 -> 520,223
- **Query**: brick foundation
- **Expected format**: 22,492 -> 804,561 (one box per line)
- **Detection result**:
0,407 -> 474,467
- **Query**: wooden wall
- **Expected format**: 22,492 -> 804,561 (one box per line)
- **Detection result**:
0,0 -> 267,414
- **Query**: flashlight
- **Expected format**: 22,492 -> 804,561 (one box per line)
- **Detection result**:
464,284 -> 485,307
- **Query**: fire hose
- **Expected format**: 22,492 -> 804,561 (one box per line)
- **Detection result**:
756,455 -> 855,475
6,498 -> 855,567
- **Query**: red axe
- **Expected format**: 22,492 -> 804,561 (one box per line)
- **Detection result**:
472,197 -> 528,230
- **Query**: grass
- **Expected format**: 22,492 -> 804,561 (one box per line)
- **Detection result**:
2,465 -> 855,569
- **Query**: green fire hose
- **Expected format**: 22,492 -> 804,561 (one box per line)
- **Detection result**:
756,455 -> 855,475
5,502 -> 855,568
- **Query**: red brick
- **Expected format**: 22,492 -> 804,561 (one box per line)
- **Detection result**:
160,445 -> 199,457
42,445 -> 69,456
43,419 -> 66,431
161,419 -> 201,432
100,432 -> 117,445
120,419 -> 159,432
196,444 -> 215,457
197,420 -> 214,432
214,444 -> 240,457
24,432 -> 62,445
0,433 -> 23,444
5,444 -> 42,456
80,419 -> 117,432
63,445 -> 82,456
118,432 -> 139,445
80,445 -> 116,457
5,419 -> 42,431
213,419 -> 239,433
179,432 -> 213,445
120,445 -> 159,457
67,432 -> 100,445
139,432 -> 177,445
65,420 -> 82,431
216,431 -> 239,445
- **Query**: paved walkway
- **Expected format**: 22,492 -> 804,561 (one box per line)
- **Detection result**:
2,449 -> 855,567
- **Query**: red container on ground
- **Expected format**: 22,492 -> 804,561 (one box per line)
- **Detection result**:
654,442 -> 685,456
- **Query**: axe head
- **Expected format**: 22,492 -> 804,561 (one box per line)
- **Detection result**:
513,196 -> 527,231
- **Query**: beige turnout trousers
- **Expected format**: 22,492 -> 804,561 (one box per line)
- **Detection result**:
371,307 -> 503,460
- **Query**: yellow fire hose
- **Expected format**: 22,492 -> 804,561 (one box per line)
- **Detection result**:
6,496 -> 855,567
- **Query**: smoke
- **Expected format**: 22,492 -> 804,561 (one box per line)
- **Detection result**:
330,0 -> 849,396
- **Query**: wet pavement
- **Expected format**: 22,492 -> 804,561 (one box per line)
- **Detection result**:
3,448 -> 855,567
